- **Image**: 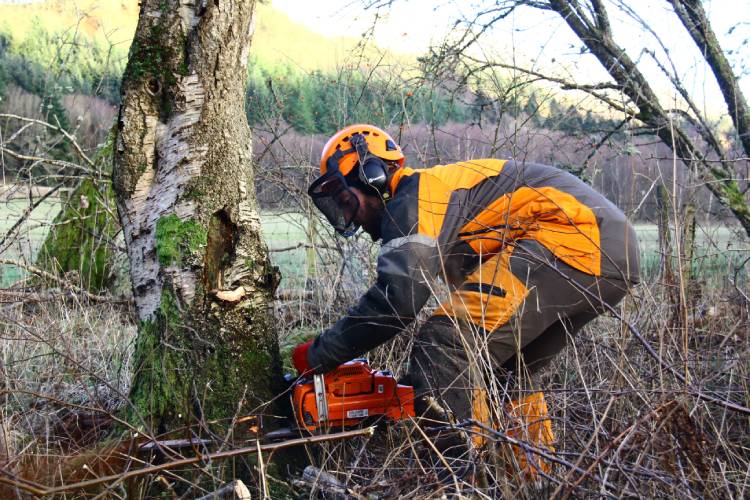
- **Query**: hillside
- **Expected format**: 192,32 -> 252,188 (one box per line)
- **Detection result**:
0,0 -> 395,71
0,1 -> 617,142
0,0 -> 476,139
0,0 -> 138,46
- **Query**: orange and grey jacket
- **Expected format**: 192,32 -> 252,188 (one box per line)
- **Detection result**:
307,159 -> 640,372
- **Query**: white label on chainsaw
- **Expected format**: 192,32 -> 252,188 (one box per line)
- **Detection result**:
347,409 -> 369,419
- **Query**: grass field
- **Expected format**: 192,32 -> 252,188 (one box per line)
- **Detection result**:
634,223 -> 750,282
0,198 -> 60,286
1,201 -> 748,288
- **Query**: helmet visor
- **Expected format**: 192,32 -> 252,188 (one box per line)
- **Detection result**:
308,171 -> 360,237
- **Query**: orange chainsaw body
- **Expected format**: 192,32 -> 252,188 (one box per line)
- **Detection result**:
293,359 -> 415,431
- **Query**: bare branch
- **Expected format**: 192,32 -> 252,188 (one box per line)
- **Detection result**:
0,258 -> 115,303
0,427 -> 376,496
0,183 -> 62,252
590,0 -> 612,34
0,146 -> 96,175
669,0 -> 750,157
0,113 -> 96,168
548,0 -> 750,236
645,49 -> 726,159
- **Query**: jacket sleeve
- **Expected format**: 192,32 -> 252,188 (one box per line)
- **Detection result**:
306,176 -> 440,373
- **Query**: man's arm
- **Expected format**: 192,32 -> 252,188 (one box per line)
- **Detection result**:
306,234 -> 438,373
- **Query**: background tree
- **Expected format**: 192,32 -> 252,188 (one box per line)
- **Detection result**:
113,0 -> 285,436
409,0 -> 750,235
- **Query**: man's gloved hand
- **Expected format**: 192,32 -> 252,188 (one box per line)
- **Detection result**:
292,339 -> 314,374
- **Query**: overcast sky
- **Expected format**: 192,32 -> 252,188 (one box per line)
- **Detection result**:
272,0 -> 750,115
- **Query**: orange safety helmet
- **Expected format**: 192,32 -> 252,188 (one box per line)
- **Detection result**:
319,124 -> 405,177
309,124 -> 405,237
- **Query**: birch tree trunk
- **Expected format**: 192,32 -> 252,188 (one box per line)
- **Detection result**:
113,0 -> 283,434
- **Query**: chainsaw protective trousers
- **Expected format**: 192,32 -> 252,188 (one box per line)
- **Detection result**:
408,238 -> 634,422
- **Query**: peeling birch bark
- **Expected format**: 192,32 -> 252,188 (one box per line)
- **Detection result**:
113,0 -> 284,437
117,73 -> 207,319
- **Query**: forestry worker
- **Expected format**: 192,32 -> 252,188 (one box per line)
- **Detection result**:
291,123 -> 640,476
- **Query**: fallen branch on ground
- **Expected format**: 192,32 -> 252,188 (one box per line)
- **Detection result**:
0,426 -> 375,496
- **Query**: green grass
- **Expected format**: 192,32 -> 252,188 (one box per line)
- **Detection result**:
261,212 -> 316,290
1,202 -> 747,289
0,204 -> 320,289
0,198 -> 60,286
634,223 -> 750,283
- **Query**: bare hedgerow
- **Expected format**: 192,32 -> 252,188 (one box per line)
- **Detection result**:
0,297 -> 135,466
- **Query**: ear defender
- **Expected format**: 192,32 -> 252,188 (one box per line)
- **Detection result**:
349,133 -> 389,197
360,156 -> 388,194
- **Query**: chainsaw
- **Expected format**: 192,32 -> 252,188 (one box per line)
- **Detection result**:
292,359 -> 415,432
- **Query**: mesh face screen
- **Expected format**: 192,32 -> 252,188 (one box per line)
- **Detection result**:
308,171 -> 361,236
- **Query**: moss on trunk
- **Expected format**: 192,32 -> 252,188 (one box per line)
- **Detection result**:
155,214 -> 207,267
37,131 -> 122,292
126,280 -> 285,434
